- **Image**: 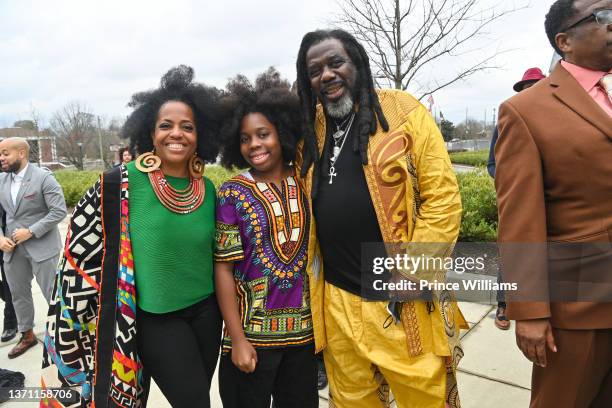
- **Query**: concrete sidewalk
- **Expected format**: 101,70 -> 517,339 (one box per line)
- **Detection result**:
452,164 -> 478,174
0,217 -> 532,407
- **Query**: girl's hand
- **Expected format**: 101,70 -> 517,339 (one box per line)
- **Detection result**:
231,338 -> 258,373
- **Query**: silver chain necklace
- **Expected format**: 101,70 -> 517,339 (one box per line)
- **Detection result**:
328,113 -> 356,184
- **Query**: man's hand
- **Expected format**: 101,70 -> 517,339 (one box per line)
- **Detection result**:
515,318 -> 557,367
231,338 -> 258,374
11,228 -> 33,245
0,236 -> 16,252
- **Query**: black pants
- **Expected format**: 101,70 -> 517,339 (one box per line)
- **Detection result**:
496,264 -> 506,308
219,344 -> 318,408
137,296 -> 222,408
0,260 -> 17,330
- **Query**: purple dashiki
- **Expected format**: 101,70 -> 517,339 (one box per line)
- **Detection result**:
215,172 -> 313,351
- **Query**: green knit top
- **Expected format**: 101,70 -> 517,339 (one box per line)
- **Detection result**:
127,161 -> 215,313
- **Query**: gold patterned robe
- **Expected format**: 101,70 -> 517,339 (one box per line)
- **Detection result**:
296,89 -> 468,406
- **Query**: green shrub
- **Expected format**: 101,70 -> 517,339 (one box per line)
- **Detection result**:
450,150 -> 490,167
457,169 -> 498,241
54,170 -> 101,208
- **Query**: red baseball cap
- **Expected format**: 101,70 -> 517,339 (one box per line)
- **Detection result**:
513,67 -> 546,92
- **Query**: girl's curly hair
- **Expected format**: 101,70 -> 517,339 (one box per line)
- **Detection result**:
121,65 -> 221,163
218,67 -> 302,169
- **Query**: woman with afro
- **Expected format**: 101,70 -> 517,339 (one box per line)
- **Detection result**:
214,68 -> 318,407
41,65 -> 223,408
116,146 -> 134,166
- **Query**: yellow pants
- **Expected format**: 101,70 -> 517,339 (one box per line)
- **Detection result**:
323,283 -> 447,408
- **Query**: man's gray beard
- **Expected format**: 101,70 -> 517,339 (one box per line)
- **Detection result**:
324,92 -> 354,119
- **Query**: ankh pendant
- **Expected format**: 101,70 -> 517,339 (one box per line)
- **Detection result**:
328,166 -> 337,184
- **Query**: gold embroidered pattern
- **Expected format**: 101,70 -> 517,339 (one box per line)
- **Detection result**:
365,129 -> 412,243
401,301 -> 423,356
406,152 -> 421,224
363,165 -> 392,242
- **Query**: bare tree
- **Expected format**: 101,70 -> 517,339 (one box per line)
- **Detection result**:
12,119 -> 38,131
28,103 -> 44,132
455,117 -> 494,139
50,102 -> 97,170
13,105 -> 43,131
333,0 -> 526,99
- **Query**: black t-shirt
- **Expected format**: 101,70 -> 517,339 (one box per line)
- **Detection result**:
313,120 -> 386,298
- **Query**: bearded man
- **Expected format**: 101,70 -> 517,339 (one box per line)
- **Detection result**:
0,137 -> 66,359
295,29 -> 467,408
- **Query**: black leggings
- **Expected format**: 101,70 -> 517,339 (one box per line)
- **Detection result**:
137,296 -> 222,408
219,344 -> 318,408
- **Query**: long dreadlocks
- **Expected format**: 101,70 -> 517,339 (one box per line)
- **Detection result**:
296,29 -> 389,197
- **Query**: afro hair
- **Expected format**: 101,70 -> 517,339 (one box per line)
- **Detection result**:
218,67 -> 302,169
121,65 -> 221,163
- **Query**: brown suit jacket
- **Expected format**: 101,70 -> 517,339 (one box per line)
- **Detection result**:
495,63 -> 612,329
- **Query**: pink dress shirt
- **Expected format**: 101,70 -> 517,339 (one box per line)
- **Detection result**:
561,60 -> 612,117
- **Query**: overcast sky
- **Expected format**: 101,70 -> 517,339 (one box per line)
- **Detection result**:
0,0 -> 555,128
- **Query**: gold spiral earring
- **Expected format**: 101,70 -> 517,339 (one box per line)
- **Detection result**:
135,151 -> 162,173
189,155 -> 205,179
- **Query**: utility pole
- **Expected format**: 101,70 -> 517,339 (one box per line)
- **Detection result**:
484,108 -> 487,135
97,116 -> 105,169
465,108 -> 469,139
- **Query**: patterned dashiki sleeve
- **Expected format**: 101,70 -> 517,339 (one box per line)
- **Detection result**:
214,182 -> 245,262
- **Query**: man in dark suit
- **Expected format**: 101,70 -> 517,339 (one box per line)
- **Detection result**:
0,138 -> 66,359
0,177 -> 18,342
495,0 -> 611,406
487,67 -> 546,331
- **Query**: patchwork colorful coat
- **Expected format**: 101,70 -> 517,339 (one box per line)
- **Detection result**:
41,166 -> 149,408
296,89 -> 468,408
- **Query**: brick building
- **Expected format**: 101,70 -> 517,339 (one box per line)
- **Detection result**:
0,127 -> 58,166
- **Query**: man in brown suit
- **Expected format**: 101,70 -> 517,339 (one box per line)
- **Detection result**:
495,0 -> 612,407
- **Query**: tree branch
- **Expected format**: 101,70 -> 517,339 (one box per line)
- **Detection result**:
334,0 -> 528,93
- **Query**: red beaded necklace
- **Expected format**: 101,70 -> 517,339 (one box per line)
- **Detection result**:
148,169 -> 205,214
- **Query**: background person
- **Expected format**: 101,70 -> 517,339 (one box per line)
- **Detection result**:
0,167 -> 17,343
0,137 -> 66,359
487,67 -> 546,330
41,65 -> 223,408
495,0 -> 612,406
0,252 -> 17,343
116,146 -> 134,166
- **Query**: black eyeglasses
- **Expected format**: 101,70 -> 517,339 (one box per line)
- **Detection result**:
562,8 -> 612,32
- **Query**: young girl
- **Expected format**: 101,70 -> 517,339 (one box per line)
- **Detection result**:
214,70 -> 318,408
